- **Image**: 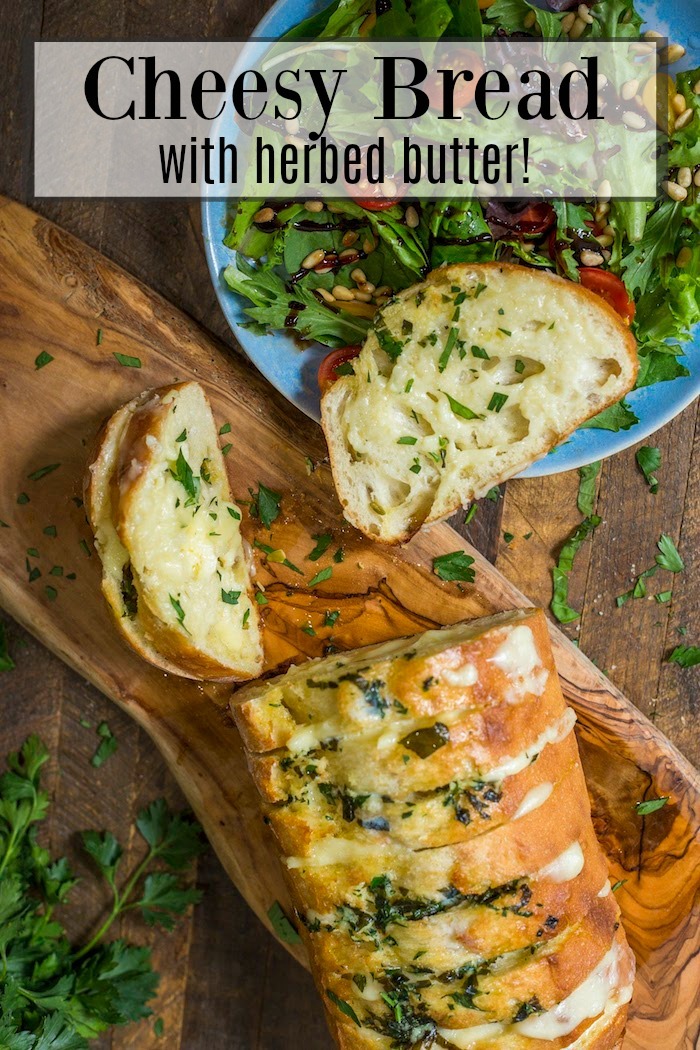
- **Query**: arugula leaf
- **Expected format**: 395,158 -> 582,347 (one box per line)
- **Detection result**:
667,645 -> 700,668
577,461 -> 600,516
578,400 -> 639,433
636,446 -> 661,494
485,0 -> 564,38
433,551 -> 476,583
550,516 -> 601,624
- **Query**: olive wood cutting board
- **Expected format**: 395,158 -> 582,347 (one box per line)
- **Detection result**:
0,196 -> 697,1049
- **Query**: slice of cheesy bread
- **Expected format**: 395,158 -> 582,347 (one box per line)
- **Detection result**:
86,381 -> 262,681
321,264 -> 638,544
232,609 -> 635,1050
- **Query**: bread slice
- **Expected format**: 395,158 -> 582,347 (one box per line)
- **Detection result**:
321,263 -> 638,544
86,381 -> 263,681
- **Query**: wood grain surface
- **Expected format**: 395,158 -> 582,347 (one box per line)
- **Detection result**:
1,3 -> 699,1047
0,197 -> 698,1050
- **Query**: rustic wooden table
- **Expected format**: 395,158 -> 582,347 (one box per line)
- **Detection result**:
1,2 -> 698,1047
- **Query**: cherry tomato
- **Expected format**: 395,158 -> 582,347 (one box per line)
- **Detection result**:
425,49 -> 485,112
352,195 -> 401,211
318,346 -> 362,392
578,268 -> 636,325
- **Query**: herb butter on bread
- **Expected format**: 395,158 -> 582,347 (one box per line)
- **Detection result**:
86,381 -> 263,681
321,263 -> 638,544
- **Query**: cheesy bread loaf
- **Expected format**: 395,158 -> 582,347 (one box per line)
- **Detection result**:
321,264 -> 638,544
86,381 -> 262,681
233,608 -> 635,1050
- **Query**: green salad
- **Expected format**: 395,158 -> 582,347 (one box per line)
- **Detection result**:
224,0 -> 700,432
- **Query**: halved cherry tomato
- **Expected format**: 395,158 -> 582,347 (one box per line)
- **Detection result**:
318,346 -> 361,392
425,49 -> 485,113
352,195 -> 401,211
578,268 -> 636,325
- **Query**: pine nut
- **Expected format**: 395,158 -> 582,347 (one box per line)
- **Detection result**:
597,73 -> 607,90
301,248 -> 325,269
596,234 -> 614,247
304,200 -> 323,213
677,167 -> 692,188
354,290 -> 372,302
597,179 -> 612,202
333,285 -> 355,301
351,268 -> 367,284
560,60 -> 578,76
643,29 -> 663,40
662,180 -> 688,202
675,109 -> 694,131
561,13 -> 576,33
342,230 -> 358,247
253,207 -> 275,223
382,179 -> 398,197
580,249 -> 604,266
503,63 -> 516,79
375,295 -> 391,306
569,16 -> 586,40
662,43 -> 686,65
672,93 -> 688,115
315,265 -> 334,275
621,79 -> 639,100
578,4 -> 594,24
405,205 -> 420,228
286,118 -> 300,134
523,10 -> 536,28
374,286 -> 392,297
363,237 -> 375,254
361,281 -> 376,294
676,247 -> 692,268
603,223 -> 615,236
694,81 -> 700,95
630,43 -> 653,55
695,170 -> 700,187
623,110 -> 647,129
601,249 -> 612,262
595,203 -> 611,223
317,287 -> 335,303
328,204 -> 343,213
285,134 -> 305,148
338,248 -> 358,262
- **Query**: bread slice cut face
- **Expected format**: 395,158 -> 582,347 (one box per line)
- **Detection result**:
86,381 -> 263,681
321,263 -> 638,544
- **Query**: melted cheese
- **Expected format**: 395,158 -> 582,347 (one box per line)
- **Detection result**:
286,838 -> 380,869
597,880 -> 612,898
442,664 -> 479,687
537,842 -> 585,884
483,707 -> 576,783
488,625 -> 548,702
513,782 -> 553,820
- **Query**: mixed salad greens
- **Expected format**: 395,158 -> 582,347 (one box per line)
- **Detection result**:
224,0 -> 700,432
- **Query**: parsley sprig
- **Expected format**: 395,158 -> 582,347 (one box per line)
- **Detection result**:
0,737 -> 205,1047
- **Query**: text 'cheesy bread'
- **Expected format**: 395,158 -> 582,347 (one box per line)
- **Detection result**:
86,381 -> 262,681
233,608 -> 635,1050
321,264 -> 638,544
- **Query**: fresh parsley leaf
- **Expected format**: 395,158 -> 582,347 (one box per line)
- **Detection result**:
139,871 -> 201,930
253,539 -> 303,575
308,533 -> 332,561
268,900 -> 302,944
250,483 -> 282,529
35,350 -> 54,369
0,622 -> 15,671
324,610 -> 340,627
433,550 -> 476,583
221,589 -> 241,605
170,450 -> 200,506
577,461 -> 600,516
485,486 -> 501,502
635,446 -> 661,494
667,645 -> 700,668
308,566 -> 332,588
82,829 -> 123,880
464,504 -> 477,525
550,516 -> 601,624
635,797 -> 670,815
113,353 -> 141,369
91,722 -> 118,768
656,534 -> 684,574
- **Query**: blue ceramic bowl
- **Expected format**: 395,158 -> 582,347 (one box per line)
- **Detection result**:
201,0 -> 699,476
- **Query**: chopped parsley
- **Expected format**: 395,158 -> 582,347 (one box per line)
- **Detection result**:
667,645 -> 700,667
254,539 -> 302,575
250,483 -> 282,529
635,797 -> 670,815
219,422 -> 232,435
636,446 -> 661,494
91,722 -> 118,768
326,989 -> 361,1027
268,900 -> 301,944
0,623 -> 15,671
34,350 -> 54,369
514,358 -> 525,373
487,392 -> 508,413
308,532 -> 332,561
438,327 -> 459,372
27,463 -> 60,481
577,461 -> 601,516
113,352 -> 141,368
471,344 -> 489,359
169,594 -> 187,629
398,436 -> 418,445
170,450 -> 200,506
433,550 -> 476,583
221,589 -> 241,605
308,566 -> 333,588
444,392 -> 482,421
550,516 -> 601,624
